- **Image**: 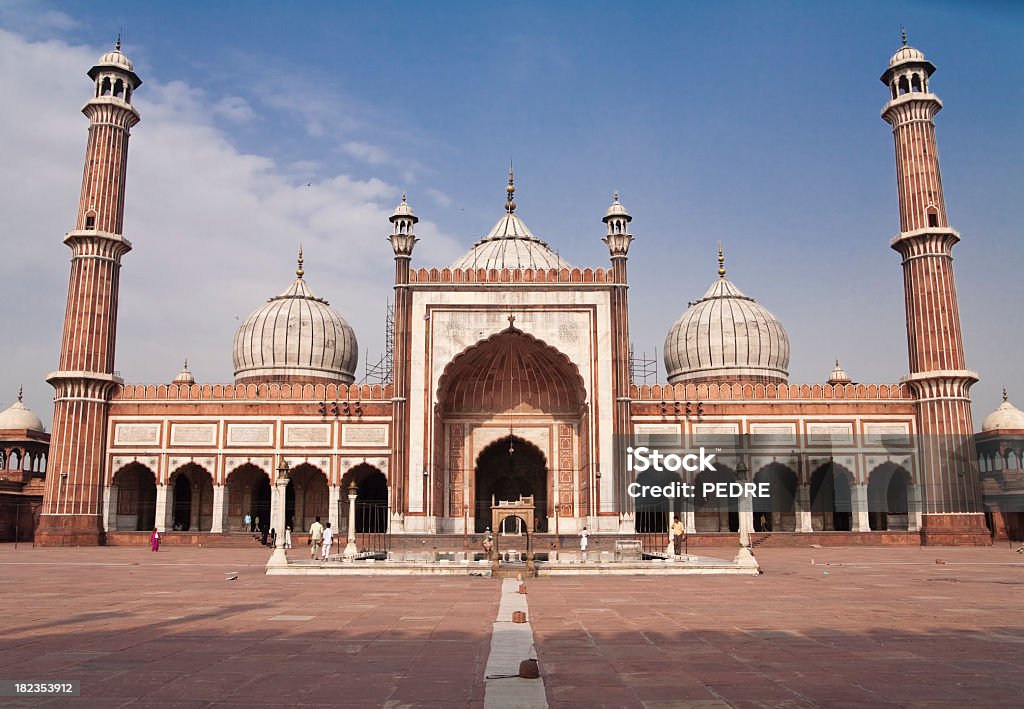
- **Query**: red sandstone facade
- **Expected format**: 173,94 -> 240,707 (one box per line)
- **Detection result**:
38,39 -> 990,546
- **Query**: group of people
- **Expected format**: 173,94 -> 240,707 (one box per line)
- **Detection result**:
307,516 -> 334,561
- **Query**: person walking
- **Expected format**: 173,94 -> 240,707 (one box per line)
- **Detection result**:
309,516 -> 324,560
244,513 -> 251,532
321,522 -> 334,561
150,528 -> 160,552
579,526 -> 590,560
671,515 -> 685,556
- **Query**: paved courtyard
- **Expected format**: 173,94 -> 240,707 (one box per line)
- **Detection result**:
0,543 -> 1022,707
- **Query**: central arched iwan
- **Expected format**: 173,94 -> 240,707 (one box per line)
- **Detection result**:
437,326 -> 587,414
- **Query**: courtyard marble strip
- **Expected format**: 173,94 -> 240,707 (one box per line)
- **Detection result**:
484,577 -> 548,709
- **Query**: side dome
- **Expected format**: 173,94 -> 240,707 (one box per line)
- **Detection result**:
233,252 -> 358,385
982,391 -> 1024,433
0,388 -> 44,432
663,248 -> 789,385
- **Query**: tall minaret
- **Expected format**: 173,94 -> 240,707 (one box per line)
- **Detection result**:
37,40 -> 142,546
388,193 -> 418,522
602,193 -> 634,528
880,35 -> 987,544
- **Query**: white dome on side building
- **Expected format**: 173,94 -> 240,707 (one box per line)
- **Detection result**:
0,388 -> 44,432
232,251 -> 358,385
981,390 -> 1024,433
663,247 -> 789,385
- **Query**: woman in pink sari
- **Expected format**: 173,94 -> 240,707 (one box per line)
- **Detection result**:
150,528 -> 160,552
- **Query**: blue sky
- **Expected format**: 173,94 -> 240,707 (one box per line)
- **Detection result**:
0,0 -> 1021,426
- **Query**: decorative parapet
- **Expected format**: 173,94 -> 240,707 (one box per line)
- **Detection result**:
113,382 -> 395,401
629,382 -> 912,401
409,266 -> 609,284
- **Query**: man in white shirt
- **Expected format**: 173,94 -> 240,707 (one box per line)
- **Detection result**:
579,526 -> 590,560
321,522 -> 334,561
308,516 -> 324,560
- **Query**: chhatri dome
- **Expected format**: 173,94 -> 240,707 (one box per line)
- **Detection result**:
0,387 -> 45,432
232,248 -> 358,384
664,245 -> 790,385
981,389 -> 1024,433
450,166 -> 572,271
88,36 -> 142,87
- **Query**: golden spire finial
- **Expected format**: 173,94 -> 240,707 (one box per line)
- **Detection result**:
17,384 -> 23,403
505,161 -> 516,214
296,243 -> 304,278
717,241 -> 726,277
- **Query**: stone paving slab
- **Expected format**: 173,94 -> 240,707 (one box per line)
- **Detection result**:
2,544 -> 1024,707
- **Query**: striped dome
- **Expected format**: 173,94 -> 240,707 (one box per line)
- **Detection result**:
232,268 -> 357,385
664,276 -> 789,385
451,212 -> 571,271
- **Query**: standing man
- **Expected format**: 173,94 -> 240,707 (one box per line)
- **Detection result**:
244,513 -> 251,532
321,522 -> 334,561
579,526 -> 590,560
671,515 -> 685,556
309,515 -> 324,560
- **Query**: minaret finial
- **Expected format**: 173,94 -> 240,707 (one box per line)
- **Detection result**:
614,190 -> 619,203
116,31 -> 122,51
296,243 -> 304,278
183,358 -> 189,370
900,25 -> 907,47
505,161 -> 516,214
717,241 -> 726,277
401,191 -> 407,204
17,384 -> 23,403
835,357 -> 841,367
1004,386 -> 1009,403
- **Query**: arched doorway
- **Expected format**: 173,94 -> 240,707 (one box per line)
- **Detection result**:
342,464 -> 389,533
286,464 -> 328,534
694,466 -> 738,532
633,468 -> 682,533
753,464 -> 798,532
437,325 -> 586,531
112,464 -> 157,531
226,464 -> 270,532
474,436 -> 548,533
867,464 -> 913,531
168,465 -> 213,531
810,462 -> 853,531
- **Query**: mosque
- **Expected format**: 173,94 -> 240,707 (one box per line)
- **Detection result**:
32,37 -> 1011,547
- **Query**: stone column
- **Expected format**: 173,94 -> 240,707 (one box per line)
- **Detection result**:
211,484 -> 225,533
103,485 -> 117,532
329,484 -> 341,532
683,506 -> 696,534
738,494 -> 754,536
268,476 -> 290,567
344,485 -> 358,559
908,484 -> 922,532
852,483 -> 871,532
796,484 -> 813,533
154,484 -> 169,532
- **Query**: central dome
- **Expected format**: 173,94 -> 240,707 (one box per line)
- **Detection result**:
663,248 -> 789,385
233,252 -> 358,384
450,167 -> 571,271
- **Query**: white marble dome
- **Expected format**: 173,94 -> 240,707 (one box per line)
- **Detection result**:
451,212 -> 571,270
664,268 -> 789,385
97,47 -> 134,72
888,44 -> 927,69
0,390 -> 44,432
982,393 -> 1024,433
233,262 -> 357,384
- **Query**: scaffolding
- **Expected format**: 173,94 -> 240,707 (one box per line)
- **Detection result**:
629,344 -> 658,385
360,299 -> 394,386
